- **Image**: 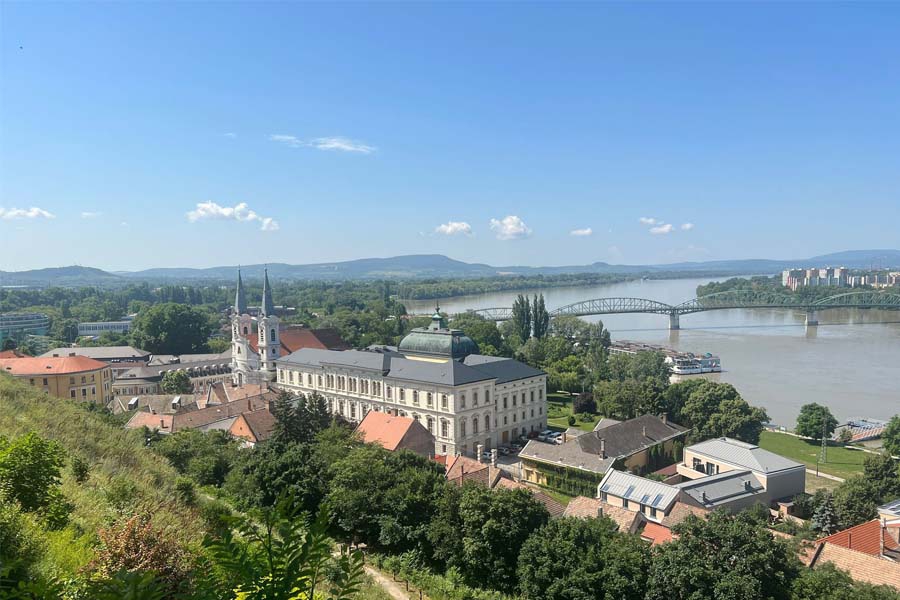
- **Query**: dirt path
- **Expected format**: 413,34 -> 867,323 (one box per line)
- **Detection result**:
364,564 -> 413,600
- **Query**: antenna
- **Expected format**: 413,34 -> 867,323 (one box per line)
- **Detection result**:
817,419 -> 828,476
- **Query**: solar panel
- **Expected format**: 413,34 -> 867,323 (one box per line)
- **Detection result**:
624,485 -> 635,498
640,494 -> 650,504
600,484 -> 610,492
651,493 -> 664,507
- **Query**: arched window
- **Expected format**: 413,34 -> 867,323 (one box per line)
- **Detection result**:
243,326 -> 249,335
484,414 -> 490,432
270,328 -> 276,339
473,419 -> 479,434
460,418 -> 467,437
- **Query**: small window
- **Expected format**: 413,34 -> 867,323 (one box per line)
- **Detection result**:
460,393 -> 466,408
81,388 -> 87,397
441,394 -> 448,410
70,389 -> 76,398
485,390 -> 490,403
473,391 -> 478,406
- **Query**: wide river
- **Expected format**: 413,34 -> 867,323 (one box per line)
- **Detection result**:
405,277 -> 900,427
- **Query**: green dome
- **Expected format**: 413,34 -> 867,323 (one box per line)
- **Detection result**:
399,310 -> 479,360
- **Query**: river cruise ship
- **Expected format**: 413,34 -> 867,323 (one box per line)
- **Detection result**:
609,340 -> 721,375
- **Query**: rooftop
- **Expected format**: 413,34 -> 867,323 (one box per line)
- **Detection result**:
354,411 -> 428,451
397,309 -> 479,360
817,519 -> 900,557
0,355 -> 109,376
674,469 -> 765,508
598,469 -> 681,513
686,437 -> 804,475
40,346 -> 149,360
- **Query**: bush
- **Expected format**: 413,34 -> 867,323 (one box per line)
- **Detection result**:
174,477 -> 196,507
567,415 -> 576,427
71,456 -> 90,483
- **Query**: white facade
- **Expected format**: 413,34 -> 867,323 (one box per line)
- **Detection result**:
276,356 -> 547,457
231,269 -> 279,385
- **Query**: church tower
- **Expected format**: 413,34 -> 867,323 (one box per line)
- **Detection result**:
257,268 -> 280,381
231,269 -> 254,385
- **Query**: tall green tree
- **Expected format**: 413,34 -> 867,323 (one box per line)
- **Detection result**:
795,403 -> 839,441
681,381 -> 768,443
833,476 -> 880,529
531,294 -> 550,339
811,492 -> 839,534
645,512 -> 799,600
517,516 -> 649,600
882,415 -> 900,457
130,303 -> 213,354
160,370 -> 193,394
0,433 -> 65,513
511,294 -> 532,343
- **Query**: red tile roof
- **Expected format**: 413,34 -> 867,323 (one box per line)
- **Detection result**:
811,543 -> 900,590
640,522 -> 674,546
493,478 -> 566,517
817,519 -> 900,557
125,411 -> 174,432
563,496 -> 603,519
248,327 -> 349,355
0,350 -> 24,359
231,409 -> 277,443
662,501 -> 710,528
0,355 -> 108,376
355,411 -> 417,451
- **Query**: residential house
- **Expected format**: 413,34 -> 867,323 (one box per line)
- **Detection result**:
519,414 -> 688,497
597,469 -> 682,523
354,410 -> 435,457
40,346 -> 150,378
807,518 -> 900,590
0,354 -> 113,404
676,437 -> 806,503
229,409 -> 277,447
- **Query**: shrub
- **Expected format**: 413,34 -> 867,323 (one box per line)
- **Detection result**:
174,477 -> 196,507
71,456 -> 90,484
567,415 -> 576,427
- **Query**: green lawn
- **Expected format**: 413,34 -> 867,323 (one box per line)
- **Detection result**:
758,431 -> 867,480
546,393 -> 602,432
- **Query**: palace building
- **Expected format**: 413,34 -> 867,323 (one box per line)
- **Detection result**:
275,308 -> 548,457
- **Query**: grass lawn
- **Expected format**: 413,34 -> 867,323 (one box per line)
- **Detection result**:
805,472 -> 842,493
547,393 -> 602,432
759,431 -> 867,480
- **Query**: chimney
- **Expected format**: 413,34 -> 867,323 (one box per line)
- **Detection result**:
744,480 -> 752,491
248,398 -> 252,412
160,418 -> 165,429
642,426 -> 647,438
660,413 -> 668,425
52,353 -> 59,357
701,491 -> 707,503
476,444 -> 484,463
491,449 -> 498,468
881,518 -> 886,557
597,505 -> 603,518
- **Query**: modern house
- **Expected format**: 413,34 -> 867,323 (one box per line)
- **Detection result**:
676,437 -> 806,503
354,411 -> 435,457
597,469 -> 682,523
519,414 -> 688,497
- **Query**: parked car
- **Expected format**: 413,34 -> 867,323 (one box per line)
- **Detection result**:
481,451 -> 493,461
499,446 -> 511,456
510,443 -> 522,453
537,430 -> 555,442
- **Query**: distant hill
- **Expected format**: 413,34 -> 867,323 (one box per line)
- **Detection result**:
4,249 -> 898,287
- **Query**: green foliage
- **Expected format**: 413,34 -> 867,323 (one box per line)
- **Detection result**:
202,501 -> 365,600
567,415 -> 576,427
160,370 -> 193,394
70,456 -> 90,484
862,452 -> 900,500
130,303 -> 213,354
795,403 -> 839,440
511,295 -> 532,345
0,501 -> 43,584
448,314 -> 509,357
517,516 -> 650,600
882,415 -> 900,458
531,294 -> 549,339
679,381 -> 768,443
270,391 -> 333,447
605,351 -> 670,384
0,432 -> 65,513
791,563 -> 900,600
646,511 -> 799,600
833,476 -> 880,529
152,429 -> 241,487
429,483 -> 550,593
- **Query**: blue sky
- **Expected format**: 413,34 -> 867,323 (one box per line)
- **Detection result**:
1,2 -> 898,271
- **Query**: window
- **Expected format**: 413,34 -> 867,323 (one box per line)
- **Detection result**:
318,375 -> 323,386
442,444 -> 447,454
427,392 -> 433,407
91,386 -> 96,396
484,414 -> 490,432
485,390 -> 490,403
504,416 -> 508,425
473,419 -> 479,434
539,406 -> 543,415
531,390 -> 535,402
460,393 -> 466,408
539,389 -> 543,400
81,376 -> 86,384
412,390 -> 419,405
387,386 -> 393,399
69,377 -> 75,385
650,507 -> 657,518
441,394 -> 448,410
460,419 -> 467,437
440,419 -> 449,438
90,374 -> 95,382
270,328 -> 276,340
601,492 -> 608,502
522,411 -> 525,420
29,378 -> 35,385
531,408 -> 534,418
503,397 -> 508,409
399,389 -> 406,402
513,394 -> 517,406
81,388 -> 87,397
473,391 -> 478,406
427,416 -> 435,434
350,403 -> 357,419
70,389 -> 76,398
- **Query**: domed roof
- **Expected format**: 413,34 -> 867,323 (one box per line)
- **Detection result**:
398,308 -> 479,360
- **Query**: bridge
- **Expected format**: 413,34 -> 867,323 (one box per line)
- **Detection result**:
464,290 -> 900,330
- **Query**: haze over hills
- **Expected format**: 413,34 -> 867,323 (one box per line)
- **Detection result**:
1,249 -> 898,287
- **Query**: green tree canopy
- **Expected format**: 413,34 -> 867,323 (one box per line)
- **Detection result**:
795,403 -> 839,440
130,303 -> 213,355
680,381 -> 768,443
160,370 -> 193,394
511,294 -> 532,344
0,432 -> 65,513
833,476 -> 880,529
882,415 -> 900,458
517,516 -> 650,600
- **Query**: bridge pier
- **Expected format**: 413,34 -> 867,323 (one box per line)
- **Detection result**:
668,313 -> 680,330
805,310 -> 819,327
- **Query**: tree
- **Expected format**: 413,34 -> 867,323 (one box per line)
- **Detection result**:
680,381 -> 768,443
833,476 -> 880,529
661,378 -> 706,425
811,492 -> 839,534
531,294 -> 550,339
795,403 -> 838,441
511,294 -> 532,343
428,483 -> 549,592
203,502 -> 364,600
130,303 -> 212,354
160,370 -> 193,394
862,452 -> 900,501
645,512 -> 799,600
517,516 -> 650,600
0,432 -> 65,513
606,351 -> 670,384
882,415 -> 900,457
449,314 -> 508,356
573,392 -> 596,415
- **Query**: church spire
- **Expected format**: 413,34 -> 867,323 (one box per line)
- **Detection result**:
260,268 -> 275,317
234,268 -> 247,314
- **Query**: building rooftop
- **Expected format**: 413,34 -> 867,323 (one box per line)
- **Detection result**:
686,437 -> 804,475
674,469 -> 765,508
519,415 -> 688,474
40,346 -> 150,361
0,355 -> 109,376
397,310 -> 479,360
598,469 -> 681,513
236,409 -> 277,443
816,519 -> 900,557
248,326 -> 350,356
354,411 -> 425,451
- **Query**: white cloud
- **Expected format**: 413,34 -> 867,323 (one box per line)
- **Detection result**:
310,136 -> 375,154
223,132 -> 237,138
650,223 -> 674,235
681,222 -> 695,231
489,215 -> 532,240
435,221 -> 472,236
0,207 -> 55,220
80,211 -> 102,219
639,217 -> 659,225
570,227 -> 593,237
186,201 -> 280,232
269,134 -> 375,154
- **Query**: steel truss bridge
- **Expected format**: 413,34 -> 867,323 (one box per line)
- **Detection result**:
464,290 -> 900,329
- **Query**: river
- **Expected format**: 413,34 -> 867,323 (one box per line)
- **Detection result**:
404,277 -> 900,427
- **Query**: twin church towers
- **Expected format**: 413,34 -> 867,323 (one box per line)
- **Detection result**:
230,269 -> 280,386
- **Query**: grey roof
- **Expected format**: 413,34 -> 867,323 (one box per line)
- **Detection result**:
40,346 -> 149,360
234,269 -> 247,314
399,312 -> 479,360
462,355 -> 544,383
686,437 -> 804,475
148,351 -> 230,366
675,470 -> 765,508
593,418 -> 622,431
279,347 -> 541,387
519,415 -> 688,475
106,394 -> 199,415
599,469 -> 680,512
878,498 -> 900,517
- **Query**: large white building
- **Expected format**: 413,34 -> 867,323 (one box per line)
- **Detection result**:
231,269 -> 280,386
275,309 -> 548,457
